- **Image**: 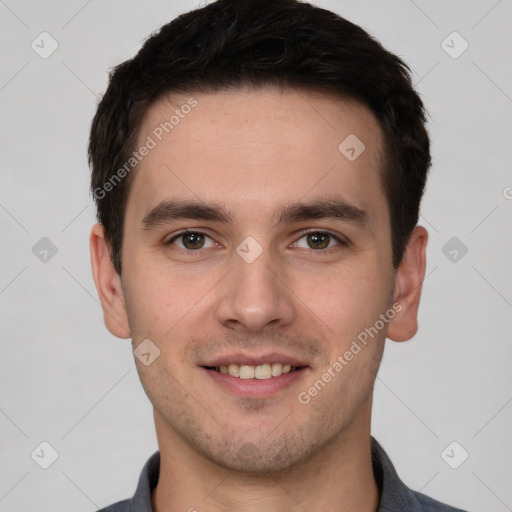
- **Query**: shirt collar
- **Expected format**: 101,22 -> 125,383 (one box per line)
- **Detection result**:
126,437 -> 430,511
371,437 -> 421,511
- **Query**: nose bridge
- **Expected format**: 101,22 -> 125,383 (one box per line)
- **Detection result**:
215,236 -> 295,332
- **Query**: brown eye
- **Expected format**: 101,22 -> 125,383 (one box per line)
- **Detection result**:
169,231 -> 215,251
181,232 -> 205,249
306,232 -> 330,249
293,231 -> 344,251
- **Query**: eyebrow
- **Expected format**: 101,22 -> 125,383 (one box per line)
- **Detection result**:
141,196 -> 370,232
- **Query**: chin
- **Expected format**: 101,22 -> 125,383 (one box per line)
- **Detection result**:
194,429 -> 325,476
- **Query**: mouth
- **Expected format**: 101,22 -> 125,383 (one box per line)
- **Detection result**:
203,363 -> 305,380
200,355 -> 310,398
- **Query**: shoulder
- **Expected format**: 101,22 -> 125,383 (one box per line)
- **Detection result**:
371,437 -> 467,512
412,491 -> 467,511
95,451 -> 160,512
96,500 -> 131,512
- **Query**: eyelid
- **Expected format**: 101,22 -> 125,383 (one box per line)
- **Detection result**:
290,228 -> 348,252
295,228 -> 349,245
166,229 -> 217,248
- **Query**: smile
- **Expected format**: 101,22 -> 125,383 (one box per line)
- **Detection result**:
202,364 -> 309,398
205,363 -> 302,380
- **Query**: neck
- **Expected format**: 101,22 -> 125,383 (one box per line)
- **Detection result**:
152,401 -> 379,512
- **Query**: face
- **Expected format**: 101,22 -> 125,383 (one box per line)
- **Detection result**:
97,88 -> 406,474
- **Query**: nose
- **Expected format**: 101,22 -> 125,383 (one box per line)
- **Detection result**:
215,243 -> 296,333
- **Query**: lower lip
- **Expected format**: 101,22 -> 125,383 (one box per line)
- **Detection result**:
203,367 -> 309,398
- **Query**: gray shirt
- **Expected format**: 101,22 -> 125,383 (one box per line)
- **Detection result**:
97,437 -> 467,511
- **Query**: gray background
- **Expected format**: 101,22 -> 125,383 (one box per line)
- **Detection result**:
1,0 -> 511,510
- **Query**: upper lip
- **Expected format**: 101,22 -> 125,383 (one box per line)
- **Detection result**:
201,352 -> 309,367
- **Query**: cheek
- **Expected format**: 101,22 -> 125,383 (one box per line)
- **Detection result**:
303,263 -> 392,338
122,260 -> 222,342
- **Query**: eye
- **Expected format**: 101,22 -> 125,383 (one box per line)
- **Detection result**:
292,231 -> 346,251
166,229 -> 346,254
167,230 -> 217,251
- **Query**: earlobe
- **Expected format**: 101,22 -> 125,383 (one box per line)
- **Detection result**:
386,226 -> 428,343
90,223 -> 131,339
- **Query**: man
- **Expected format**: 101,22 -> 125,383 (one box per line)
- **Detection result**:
88,0 -> 466,510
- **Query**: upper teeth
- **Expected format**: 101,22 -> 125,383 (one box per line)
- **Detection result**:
217,363 -> 294,379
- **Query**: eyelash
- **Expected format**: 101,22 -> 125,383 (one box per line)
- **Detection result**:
166,229 -> 348,255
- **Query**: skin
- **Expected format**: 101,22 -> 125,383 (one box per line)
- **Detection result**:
90,87 -> 427,512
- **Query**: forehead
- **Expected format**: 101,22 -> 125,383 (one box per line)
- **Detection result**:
128,87 -> 387,229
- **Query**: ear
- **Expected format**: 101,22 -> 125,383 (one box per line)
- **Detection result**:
90,223 -> 131,338
386,226 -> 428,342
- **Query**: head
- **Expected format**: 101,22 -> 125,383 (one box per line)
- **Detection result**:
89,0 -> 430,474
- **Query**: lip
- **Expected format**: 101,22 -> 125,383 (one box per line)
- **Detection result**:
203,366 -> 309,398
200,352 -> 309,367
